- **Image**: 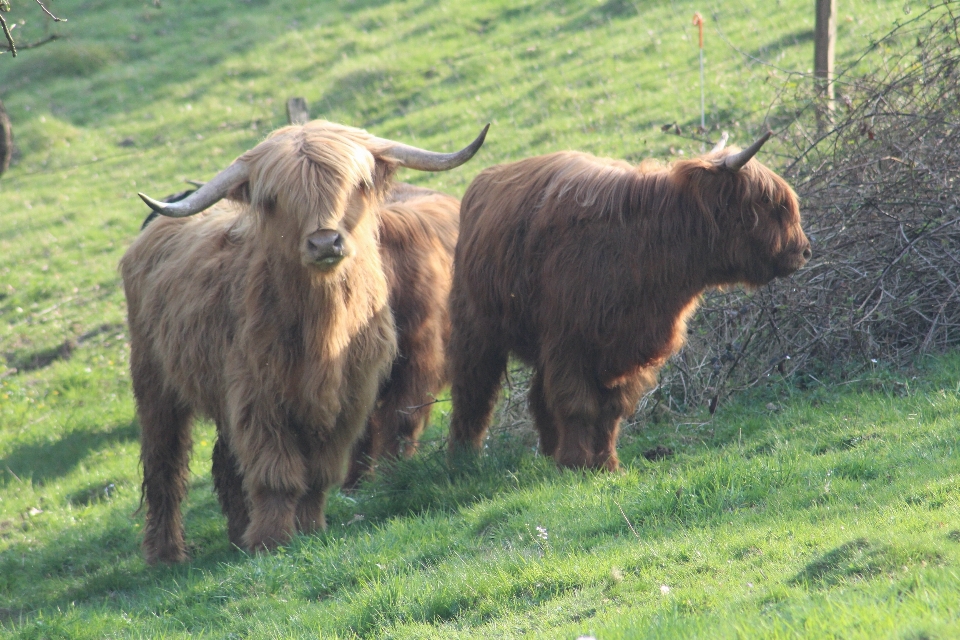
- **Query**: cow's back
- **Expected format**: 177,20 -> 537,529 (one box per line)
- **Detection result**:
378,186 -> 458,363
455,152 -> 616,358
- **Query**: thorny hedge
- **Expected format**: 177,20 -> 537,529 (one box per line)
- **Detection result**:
651,1 -> 960,417
491,2 -> 960,436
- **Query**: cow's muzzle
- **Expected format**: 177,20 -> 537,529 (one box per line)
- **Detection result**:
776,241 -> 812,277
306,230 -> 346,268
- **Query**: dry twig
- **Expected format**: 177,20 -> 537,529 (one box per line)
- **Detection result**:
493,2 -> 960,433
0,0 -> 66,57
649,0 -> 960,415
33,0 -> 65,22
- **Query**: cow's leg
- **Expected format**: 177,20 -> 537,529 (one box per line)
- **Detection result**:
390,316 -> 447,458
345,357 -> 434,488
528,368 -> 559,457
593,371 -> 657,471
243,483 -> 304,552
317,342 -> 393,523
295,482 -> 328,535
541,360 -> 601,469
241,438 -> 308,553
231,405 -> 308,552
211,435 -> 249,549
591,393 -> 625,472
375,357 -> 441,457
136,380 -> 193,565
447,320 -> 507,458
344,413 -> 381,490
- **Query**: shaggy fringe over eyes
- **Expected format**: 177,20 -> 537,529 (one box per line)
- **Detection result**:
235,120 -> 384,232
675,154 -> 796,221
657,155 -> 798,264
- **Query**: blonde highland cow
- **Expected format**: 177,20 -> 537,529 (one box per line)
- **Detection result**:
122,120 -> 486,564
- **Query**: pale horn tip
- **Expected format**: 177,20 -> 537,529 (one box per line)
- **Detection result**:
138,192 -> 168,213
456,123 -> 491,164
722,129 -> 774,171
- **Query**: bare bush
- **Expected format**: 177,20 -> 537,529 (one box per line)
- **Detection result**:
482,3 -> 960,440
650,1 -> 960,417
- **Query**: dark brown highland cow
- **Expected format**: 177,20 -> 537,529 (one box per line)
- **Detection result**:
447,133 -> 811,470
121,120 -> 486,564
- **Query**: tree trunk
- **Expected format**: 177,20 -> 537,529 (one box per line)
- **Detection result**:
0,98 -> 12,178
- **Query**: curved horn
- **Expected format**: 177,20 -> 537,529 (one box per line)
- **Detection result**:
375,124 -> 490,171
138,161 -> 249,218
721,131 -> 772,171
710,132 -> 729,154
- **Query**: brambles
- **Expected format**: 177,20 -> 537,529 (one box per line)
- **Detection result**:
648,2 -> 960,416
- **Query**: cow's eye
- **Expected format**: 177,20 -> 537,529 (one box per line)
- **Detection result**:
261,195 -> 278,216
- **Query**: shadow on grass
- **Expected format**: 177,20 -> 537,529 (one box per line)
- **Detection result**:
0,420 -> 139,487
558,0 -> 655,31
789,537 -> 945,589
4,323 -> 124,374
790,538 -> 893,588
0,0 -> 361,127
0,480 -> 240,624
351,431 -> 557,522
315,66 -> 423,128
750,29 -> 815,60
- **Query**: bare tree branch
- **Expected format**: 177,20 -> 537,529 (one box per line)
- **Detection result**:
0,14 -> 15,57
0,0 -> 67,58
1,31 -> 60,53
34,0 -> 65,22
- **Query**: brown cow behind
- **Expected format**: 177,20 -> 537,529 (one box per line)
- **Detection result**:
122,120 -> 486,564
344,184 -> 459,486
447,133 -> 811,471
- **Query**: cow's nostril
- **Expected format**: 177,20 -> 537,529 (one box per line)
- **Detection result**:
308,231 -> 343,256
803,247 -> 812,260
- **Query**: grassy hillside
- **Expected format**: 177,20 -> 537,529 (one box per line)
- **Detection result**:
3,0 -> 958,637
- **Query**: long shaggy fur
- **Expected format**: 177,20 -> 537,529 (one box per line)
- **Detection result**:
447,147 -> 811,470
345,183 -> 459,486
122,121 -> 404,564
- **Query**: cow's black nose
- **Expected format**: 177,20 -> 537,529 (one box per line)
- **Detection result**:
307,230 -> 346,267
308,230 -> 343,257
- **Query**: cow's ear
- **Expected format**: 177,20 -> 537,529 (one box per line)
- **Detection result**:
226,181 -> 251,204
371,157 -> 400,199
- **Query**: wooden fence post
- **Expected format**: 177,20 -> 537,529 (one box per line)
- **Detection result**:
814,0 -> 836,109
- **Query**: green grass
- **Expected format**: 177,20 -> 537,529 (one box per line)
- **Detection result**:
2,355 -> 959,638
3,0 -> 957,637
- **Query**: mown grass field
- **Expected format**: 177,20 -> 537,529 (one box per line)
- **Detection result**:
2,0 -> 959,637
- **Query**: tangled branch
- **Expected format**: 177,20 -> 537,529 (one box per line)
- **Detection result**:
0,0 -> 67,57
33,0 -> 65,23
488,2 -> 960,438
647,0 -> 960,417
